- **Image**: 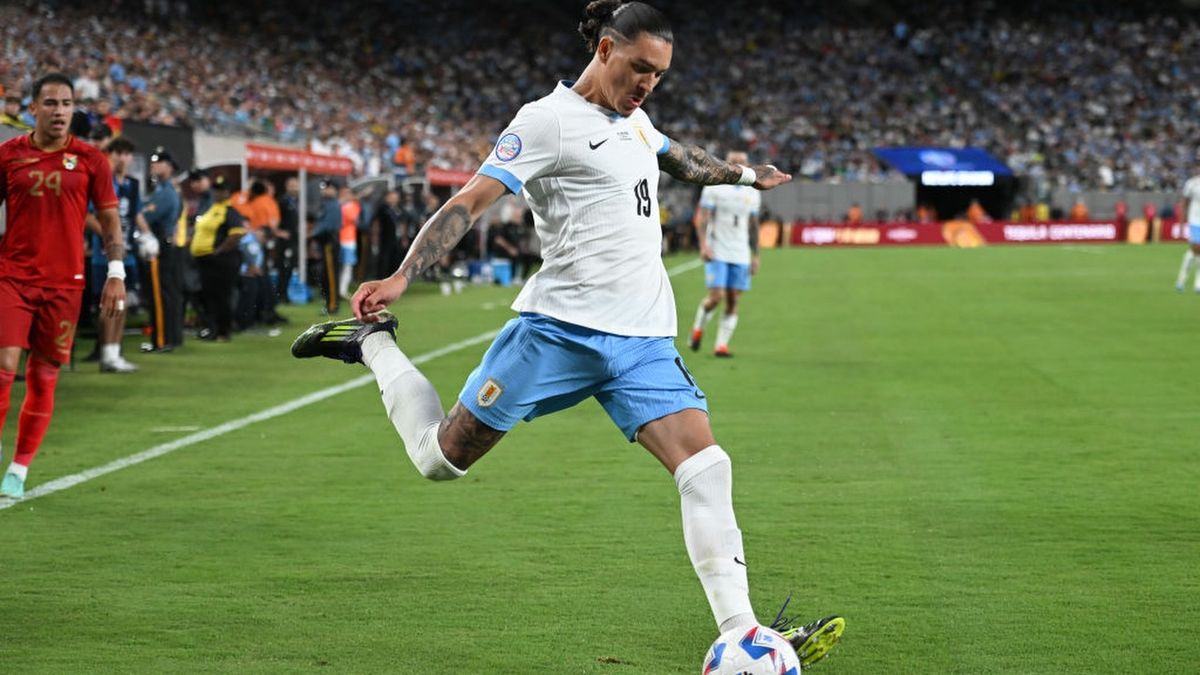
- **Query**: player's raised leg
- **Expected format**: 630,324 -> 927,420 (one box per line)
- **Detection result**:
290,312 -> 500,479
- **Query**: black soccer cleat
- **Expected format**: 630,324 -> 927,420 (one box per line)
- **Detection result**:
290,311 -> 398,364
769,594 -> 845,668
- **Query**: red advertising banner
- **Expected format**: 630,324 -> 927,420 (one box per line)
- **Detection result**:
1159,220 -> 1187,242
975,221 -> 1120,244
789,220 -> 1149,248
246,143 -> 354,175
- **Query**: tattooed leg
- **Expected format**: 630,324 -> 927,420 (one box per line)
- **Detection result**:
438,402 -> 506,470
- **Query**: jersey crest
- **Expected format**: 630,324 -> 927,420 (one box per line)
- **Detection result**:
62,153 -> 78,170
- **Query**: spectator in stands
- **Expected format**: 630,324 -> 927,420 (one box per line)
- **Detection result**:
0,95 -> 30,130
190,176 -> 245,342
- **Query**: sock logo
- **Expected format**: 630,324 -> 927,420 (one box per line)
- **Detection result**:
734,556 -> 747,567
476,378 -> 503,407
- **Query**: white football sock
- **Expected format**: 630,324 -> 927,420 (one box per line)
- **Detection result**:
693,302 -> 716,333
100,343 -> 120,362
361,332 -> 465,481
715,314 -> 739,350
675,445 -> 756,632
338,265 -> 353,297
1178,250 -> 1195,288
7,461 -> 28,480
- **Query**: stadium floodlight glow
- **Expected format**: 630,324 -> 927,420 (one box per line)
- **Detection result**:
920,170 -> 996,186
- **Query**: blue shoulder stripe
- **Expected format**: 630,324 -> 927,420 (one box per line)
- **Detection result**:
478,164 -> 524,194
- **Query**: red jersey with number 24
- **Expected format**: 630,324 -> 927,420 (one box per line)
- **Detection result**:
0,134 -> 117,289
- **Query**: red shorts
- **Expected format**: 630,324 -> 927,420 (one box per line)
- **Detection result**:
0,278 -> 83,363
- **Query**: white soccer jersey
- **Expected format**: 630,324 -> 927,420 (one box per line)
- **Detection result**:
698,184 -> 761,265
478,81 -> 675,337
1184,176 -> 1200,224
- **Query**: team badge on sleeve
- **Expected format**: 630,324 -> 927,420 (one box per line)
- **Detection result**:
495,133 -> 522,162
63,154 -> 78,170
477,378 -> 503,407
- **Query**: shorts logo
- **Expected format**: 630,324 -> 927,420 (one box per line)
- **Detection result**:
494,134 -> 522,162
63,154 -> 78,170
477,378 -> 503,407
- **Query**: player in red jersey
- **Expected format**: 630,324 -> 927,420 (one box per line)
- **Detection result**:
0,73 -> 124,499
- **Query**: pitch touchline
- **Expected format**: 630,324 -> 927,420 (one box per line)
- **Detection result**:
0,258 -> 706,510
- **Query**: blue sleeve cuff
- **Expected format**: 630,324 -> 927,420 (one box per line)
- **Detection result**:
478,164 -> 524,194
657,136 -> 671,156
700,200 -> 715,209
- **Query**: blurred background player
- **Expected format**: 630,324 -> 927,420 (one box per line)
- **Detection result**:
1175,169 -> 1200,292
291,1 -> 842,667
140,147 -> 184,353
86,137 -> 141,373
0,73 -> 124,499
689,150 -> 761,358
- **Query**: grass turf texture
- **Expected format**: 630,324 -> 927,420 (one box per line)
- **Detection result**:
1,244 -> 1198,673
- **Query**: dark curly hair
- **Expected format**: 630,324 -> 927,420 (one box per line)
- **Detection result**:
578,0 -> 672,53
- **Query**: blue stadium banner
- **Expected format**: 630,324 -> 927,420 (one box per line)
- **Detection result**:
873,147 -> 1013,187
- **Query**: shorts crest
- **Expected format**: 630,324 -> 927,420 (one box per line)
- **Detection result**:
477,378 -> 503,407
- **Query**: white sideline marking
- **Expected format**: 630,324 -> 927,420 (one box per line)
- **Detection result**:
0,330 -> 499,510
0,259 -> 706,510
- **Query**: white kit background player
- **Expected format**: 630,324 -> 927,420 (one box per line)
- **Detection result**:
292,0 -> 843,667
689,150 -> 761,357
1176,171 -> 1200,292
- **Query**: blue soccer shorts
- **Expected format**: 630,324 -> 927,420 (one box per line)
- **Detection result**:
705,260 -> 751,291
1188,223 -> 1200,245
458,313 -> 708,441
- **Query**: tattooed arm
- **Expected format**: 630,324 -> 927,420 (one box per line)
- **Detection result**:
351,173 -> 508,320
96,206 -> 127,318
658,138 -> 793,190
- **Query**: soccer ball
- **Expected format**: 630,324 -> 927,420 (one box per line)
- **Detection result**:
702,624 -> 801,675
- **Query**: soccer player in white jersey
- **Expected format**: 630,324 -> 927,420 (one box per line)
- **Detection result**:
689,150 -> 761,357
1175,173 -> 1200,292
292,0 -> 843,666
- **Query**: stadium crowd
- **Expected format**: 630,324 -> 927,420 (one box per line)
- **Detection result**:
1,0 -> 1198,192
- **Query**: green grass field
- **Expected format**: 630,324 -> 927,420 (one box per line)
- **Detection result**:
2,244 -> 1198,674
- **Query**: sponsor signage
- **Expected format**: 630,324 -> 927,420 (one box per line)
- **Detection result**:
791,221 -> 1128,247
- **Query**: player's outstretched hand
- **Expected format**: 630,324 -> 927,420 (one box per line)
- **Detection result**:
352,276 -> 409,321
100,278 -> 127,319
752,164 -> 793,191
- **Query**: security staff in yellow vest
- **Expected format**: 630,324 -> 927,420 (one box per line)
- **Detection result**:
190,175 -> 245,342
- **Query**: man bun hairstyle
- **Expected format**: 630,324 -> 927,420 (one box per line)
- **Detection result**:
578,0 -> 673,53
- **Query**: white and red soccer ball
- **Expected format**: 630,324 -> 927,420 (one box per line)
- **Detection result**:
702,624 -> 801,675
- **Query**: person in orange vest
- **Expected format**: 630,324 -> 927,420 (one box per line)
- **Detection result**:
1068,199 -> 1089,221
338,186 -> 361,300
846,202 -> 863,225
392,138 -> 416,179
966,199 -> 990,224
